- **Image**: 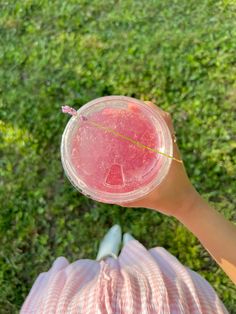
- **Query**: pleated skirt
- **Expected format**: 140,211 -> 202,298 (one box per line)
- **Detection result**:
21,239 -> 228,314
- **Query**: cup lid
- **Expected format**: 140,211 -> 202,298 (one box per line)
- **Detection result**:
61,96 -> 173,203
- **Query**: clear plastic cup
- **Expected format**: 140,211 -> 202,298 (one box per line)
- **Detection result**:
61,96 -> 173,204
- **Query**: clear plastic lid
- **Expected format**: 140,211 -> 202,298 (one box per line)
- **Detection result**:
61,96 -> 173,203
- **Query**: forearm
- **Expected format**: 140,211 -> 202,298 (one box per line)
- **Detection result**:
174,193 -> 236,284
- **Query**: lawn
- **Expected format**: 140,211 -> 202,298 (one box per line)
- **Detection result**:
0,0 -> 236,312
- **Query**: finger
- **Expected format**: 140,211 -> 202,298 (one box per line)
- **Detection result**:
144,101 -> 166,115
163,112 -> 175,134
144,101 -> 170,121
144,101 -> 160,111
144,101 -> 175,134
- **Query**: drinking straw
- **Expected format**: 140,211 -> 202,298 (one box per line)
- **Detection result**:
62,105 -> 182,163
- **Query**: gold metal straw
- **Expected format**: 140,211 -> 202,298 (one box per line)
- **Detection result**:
62,105 -> 183,163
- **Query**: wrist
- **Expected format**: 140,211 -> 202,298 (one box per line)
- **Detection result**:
173,188 -> 204,221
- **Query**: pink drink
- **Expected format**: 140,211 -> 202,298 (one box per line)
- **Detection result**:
61,96 -> 173,204
70,104 -> 162,194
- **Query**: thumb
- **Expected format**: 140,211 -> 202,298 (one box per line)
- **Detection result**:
144,101 -> 175,134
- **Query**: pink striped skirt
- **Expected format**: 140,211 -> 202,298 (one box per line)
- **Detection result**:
21,240 -> 228,313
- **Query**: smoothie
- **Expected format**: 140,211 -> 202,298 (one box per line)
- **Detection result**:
70,104 -> 162,194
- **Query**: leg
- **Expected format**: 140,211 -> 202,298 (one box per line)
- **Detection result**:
123,232 -> 136,246
96,224 -> 122,261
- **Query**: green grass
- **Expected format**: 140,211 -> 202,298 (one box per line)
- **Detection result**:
0,0 -> 236,312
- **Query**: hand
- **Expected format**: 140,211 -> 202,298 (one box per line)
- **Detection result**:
116,101 -> 200,218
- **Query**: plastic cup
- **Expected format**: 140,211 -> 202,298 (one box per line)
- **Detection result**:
61,96 -> 173,204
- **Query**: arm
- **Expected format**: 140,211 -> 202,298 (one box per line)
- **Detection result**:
175,191 -> 236,284
117,101 -> 236,284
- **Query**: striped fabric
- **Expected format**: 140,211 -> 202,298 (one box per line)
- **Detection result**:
21,240 -> 228,313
